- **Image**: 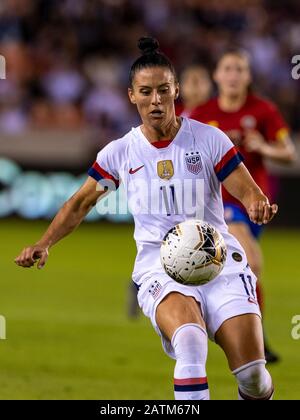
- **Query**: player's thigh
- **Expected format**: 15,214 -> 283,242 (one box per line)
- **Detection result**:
215,313 -> 265,371
228,222 -> 263,275
156,292 -> 206,342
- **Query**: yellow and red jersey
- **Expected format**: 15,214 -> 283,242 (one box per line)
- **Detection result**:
190,94 -> 290,206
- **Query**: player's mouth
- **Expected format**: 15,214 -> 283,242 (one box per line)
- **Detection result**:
149,110 -> 164,118
227,82 -> 239,89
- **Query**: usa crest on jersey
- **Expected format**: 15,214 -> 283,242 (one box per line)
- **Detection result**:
185,152 -> 202,175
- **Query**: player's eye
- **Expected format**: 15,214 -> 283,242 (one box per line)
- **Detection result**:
159,86 -> 170,93
140,90 -> 151,96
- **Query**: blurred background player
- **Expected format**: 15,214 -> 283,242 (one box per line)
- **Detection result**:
127,63 -> 213,318
191,49 -> 296,363
176,64 -> 213,117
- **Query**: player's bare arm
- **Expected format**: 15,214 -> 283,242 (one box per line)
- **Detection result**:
223,163 -> 278,225
14,177 -> 106,269
243,129 -> 296,163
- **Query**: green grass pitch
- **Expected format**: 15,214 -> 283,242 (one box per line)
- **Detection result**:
0,219 -> 299,400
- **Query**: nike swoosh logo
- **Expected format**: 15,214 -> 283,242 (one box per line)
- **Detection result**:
129,165 -> 145,174
248,297 -> 258,305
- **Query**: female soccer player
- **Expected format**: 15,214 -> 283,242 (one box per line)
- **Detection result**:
191,49 -> 296,363
15,38 -> 278,400
127,63 -> 213,318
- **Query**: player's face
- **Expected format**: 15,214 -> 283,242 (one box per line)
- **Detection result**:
181,67 -> 212,105
214,55 -> 252,98
128,67 -> 179,129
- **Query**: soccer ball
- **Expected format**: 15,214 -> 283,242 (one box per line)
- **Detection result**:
160,219 -> 227,286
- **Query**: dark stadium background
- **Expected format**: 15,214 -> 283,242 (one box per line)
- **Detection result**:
0,0 -> 299,400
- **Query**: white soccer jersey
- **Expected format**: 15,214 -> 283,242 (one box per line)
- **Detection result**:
88,117 -> 248,287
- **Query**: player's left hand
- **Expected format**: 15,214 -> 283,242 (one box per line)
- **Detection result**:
248,200 -> 278,225
243,129 -> 268,155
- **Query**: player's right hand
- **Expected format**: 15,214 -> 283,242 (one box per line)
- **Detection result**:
14,245 -> 49,269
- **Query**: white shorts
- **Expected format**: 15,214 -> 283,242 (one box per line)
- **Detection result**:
136,264 -> 261,360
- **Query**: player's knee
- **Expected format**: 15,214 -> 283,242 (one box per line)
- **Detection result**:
172,323 -> 208,364
233,360 -> 274,400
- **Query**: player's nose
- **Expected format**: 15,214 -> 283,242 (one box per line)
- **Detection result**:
151,90 -> 161,105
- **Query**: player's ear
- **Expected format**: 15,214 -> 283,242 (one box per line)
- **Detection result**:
128,88 -> 136,105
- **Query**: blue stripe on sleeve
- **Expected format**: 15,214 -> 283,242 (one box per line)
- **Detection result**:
216,152 -> 244,182
88,167 -> 103,182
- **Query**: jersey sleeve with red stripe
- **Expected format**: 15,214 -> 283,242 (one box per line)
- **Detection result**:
210,127 -> 244,182
88,141 -> 120,190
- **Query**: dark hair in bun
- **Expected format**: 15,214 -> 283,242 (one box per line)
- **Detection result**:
138,37 -> 160,55
130,36 -> 177,86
